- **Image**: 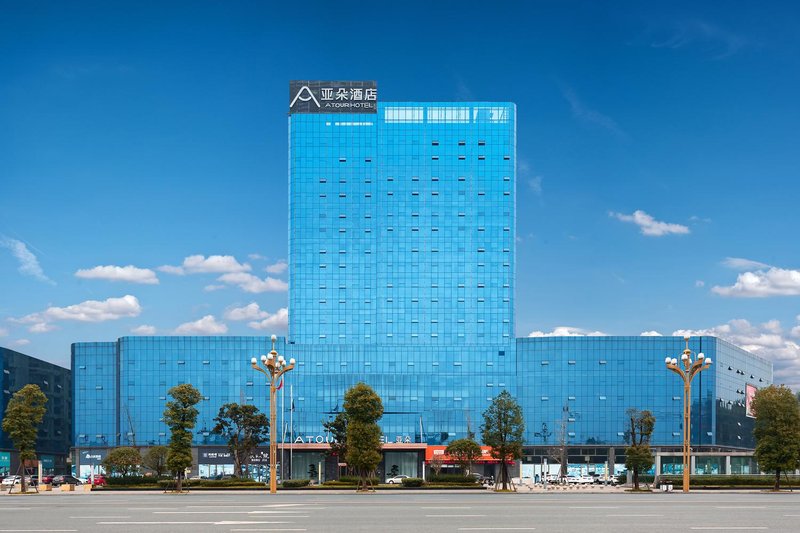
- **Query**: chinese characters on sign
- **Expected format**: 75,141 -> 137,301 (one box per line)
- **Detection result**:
289,81 -> 378,114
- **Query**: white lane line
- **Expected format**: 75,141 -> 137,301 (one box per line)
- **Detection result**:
716,507 -> 767,509
98,521 -> 295,526
70,516 -> 130,520
423,507 -> 472,509
426,515 -> 486,518
457,527 -> 536,531
153,511 -> 307,516
692,526 -> 769,531
607,514 -> 664,517
230,530 -> 307,532
570,506 -> 619,509
0,530 -> 78,532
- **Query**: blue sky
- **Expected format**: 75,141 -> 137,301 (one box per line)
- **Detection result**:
1,1 -> 799,387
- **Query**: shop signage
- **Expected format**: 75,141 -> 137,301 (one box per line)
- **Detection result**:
292,434 -> 413,444
425,445 -> 500,463
80,450 -> 107,465
289,80 -> 377,114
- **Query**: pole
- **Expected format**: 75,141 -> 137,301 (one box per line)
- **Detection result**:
270,378 -> 277,494
684,379 -> 691,493
290,384 -> 294,480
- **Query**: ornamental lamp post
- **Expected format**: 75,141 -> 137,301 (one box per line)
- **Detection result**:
251,334 -> 296,494
664,336 -> 712,493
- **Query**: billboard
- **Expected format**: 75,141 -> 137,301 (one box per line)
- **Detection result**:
289,81 -> 377,114
745,383 -> 757,418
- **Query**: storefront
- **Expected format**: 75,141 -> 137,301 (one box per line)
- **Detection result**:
424,445 -> 500,478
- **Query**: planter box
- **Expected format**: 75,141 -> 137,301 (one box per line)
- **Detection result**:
60,484 -> 74,492
41,484 -> 52,492
82,484 -> 93,492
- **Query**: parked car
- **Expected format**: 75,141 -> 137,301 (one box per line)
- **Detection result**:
469,472 -> 485,483
83,474 -> 107,487
1,476 -> 32,488
51,475 -> 83,486
386,475 -> 409,484
566,475 -> 594,485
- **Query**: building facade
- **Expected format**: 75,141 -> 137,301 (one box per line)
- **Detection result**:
1,347 -> 71,476
70,82 -> 773,481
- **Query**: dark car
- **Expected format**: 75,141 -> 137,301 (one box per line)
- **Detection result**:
51,475 -> 83,486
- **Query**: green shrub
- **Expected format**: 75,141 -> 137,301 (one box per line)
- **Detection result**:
321,480 -> 353,487
428,474 -> 477,484
282,479 -> 311,488
106,476 -> 159,486
657,475 -> 800,488
156,478 -> 263,489
401,477 -> 424,487
337,475 -> 380,485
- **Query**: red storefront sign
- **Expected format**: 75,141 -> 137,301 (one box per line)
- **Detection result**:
425,445 -> 500,464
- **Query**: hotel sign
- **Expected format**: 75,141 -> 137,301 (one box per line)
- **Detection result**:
289,80 -> 377,114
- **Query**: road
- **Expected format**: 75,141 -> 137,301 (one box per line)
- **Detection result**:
1,490 -> 799,532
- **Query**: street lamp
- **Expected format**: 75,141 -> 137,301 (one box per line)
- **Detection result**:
251,334 -> 296,494
664,336 -> 712,493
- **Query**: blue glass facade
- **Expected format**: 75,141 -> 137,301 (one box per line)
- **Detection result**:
1,347 -> 71,474
289,103 -> 515,345
70,86 -> 773,478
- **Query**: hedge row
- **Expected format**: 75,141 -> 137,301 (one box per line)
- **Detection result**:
156,478 -> 264,488
107,476 -> 167,486
401,477 -> 424,487
428,474 -> 479,484
282,479 -> 311,488
658,475 -> 800,487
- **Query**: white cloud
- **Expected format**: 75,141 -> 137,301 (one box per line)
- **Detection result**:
12,339 -> 30,347
265,260 -> 288,275
640,330 -> 663,336
217,272 -> 288,293
203,284 -> 226,292
0,236 -> 55,284
75,265 -> 159,284
609,210 -> 690,237
174,315 -> 228,335
157,265 -> 185,275
721,257 -> 771,271
528,326 -> 608,337
247,307 -> 289,331
14,295 -> 142,326
527,176 -> 543,195
0,327 -> 8,337
224,303 -> 269,321
248,253 -> 267,261
712,267 -> 800,298
29,322 -> 58,333
673,318 -> 800,390
159,254 -> 251,276
131,325 -> 156,335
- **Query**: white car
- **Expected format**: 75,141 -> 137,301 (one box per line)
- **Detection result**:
566,475 -> 594,485
1,476 -> 31,487
386,475 -> 409,484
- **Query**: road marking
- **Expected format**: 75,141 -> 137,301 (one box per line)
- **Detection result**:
98,521 -> 295,526
0,530 -> 78,532
230,530 -> 307,532
70,516 -> 130,520
458,527 -> 536,531
426,515 -> 486,518
570,506 -> 620,509
607,514 -> 664,517
716,507 -> 767,509
423,506 -> 472,509
690,528 -> 768,530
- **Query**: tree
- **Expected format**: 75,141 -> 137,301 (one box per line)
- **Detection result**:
389,464 -> 399,477
163,383 -> 202,492
308,462 -> 318,481
429,454 -> 445,476
342,382 -> 384,491
481,390 -> 524,491
752,385 -> 800,490
445,438 -> 482,475
142,446 -> 169,477
211,403 -> 269,478
323,412 -> 349,476
2,384 -> 47,493
102,447 -> 142,477
624,408 -> 655,490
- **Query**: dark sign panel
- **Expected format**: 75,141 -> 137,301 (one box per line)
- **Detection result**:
80,450 -> 107,465
289,80 -> 377,114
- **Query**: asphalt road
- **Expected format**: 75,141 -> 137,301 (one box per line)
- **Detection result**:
1,490 -> 799,532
